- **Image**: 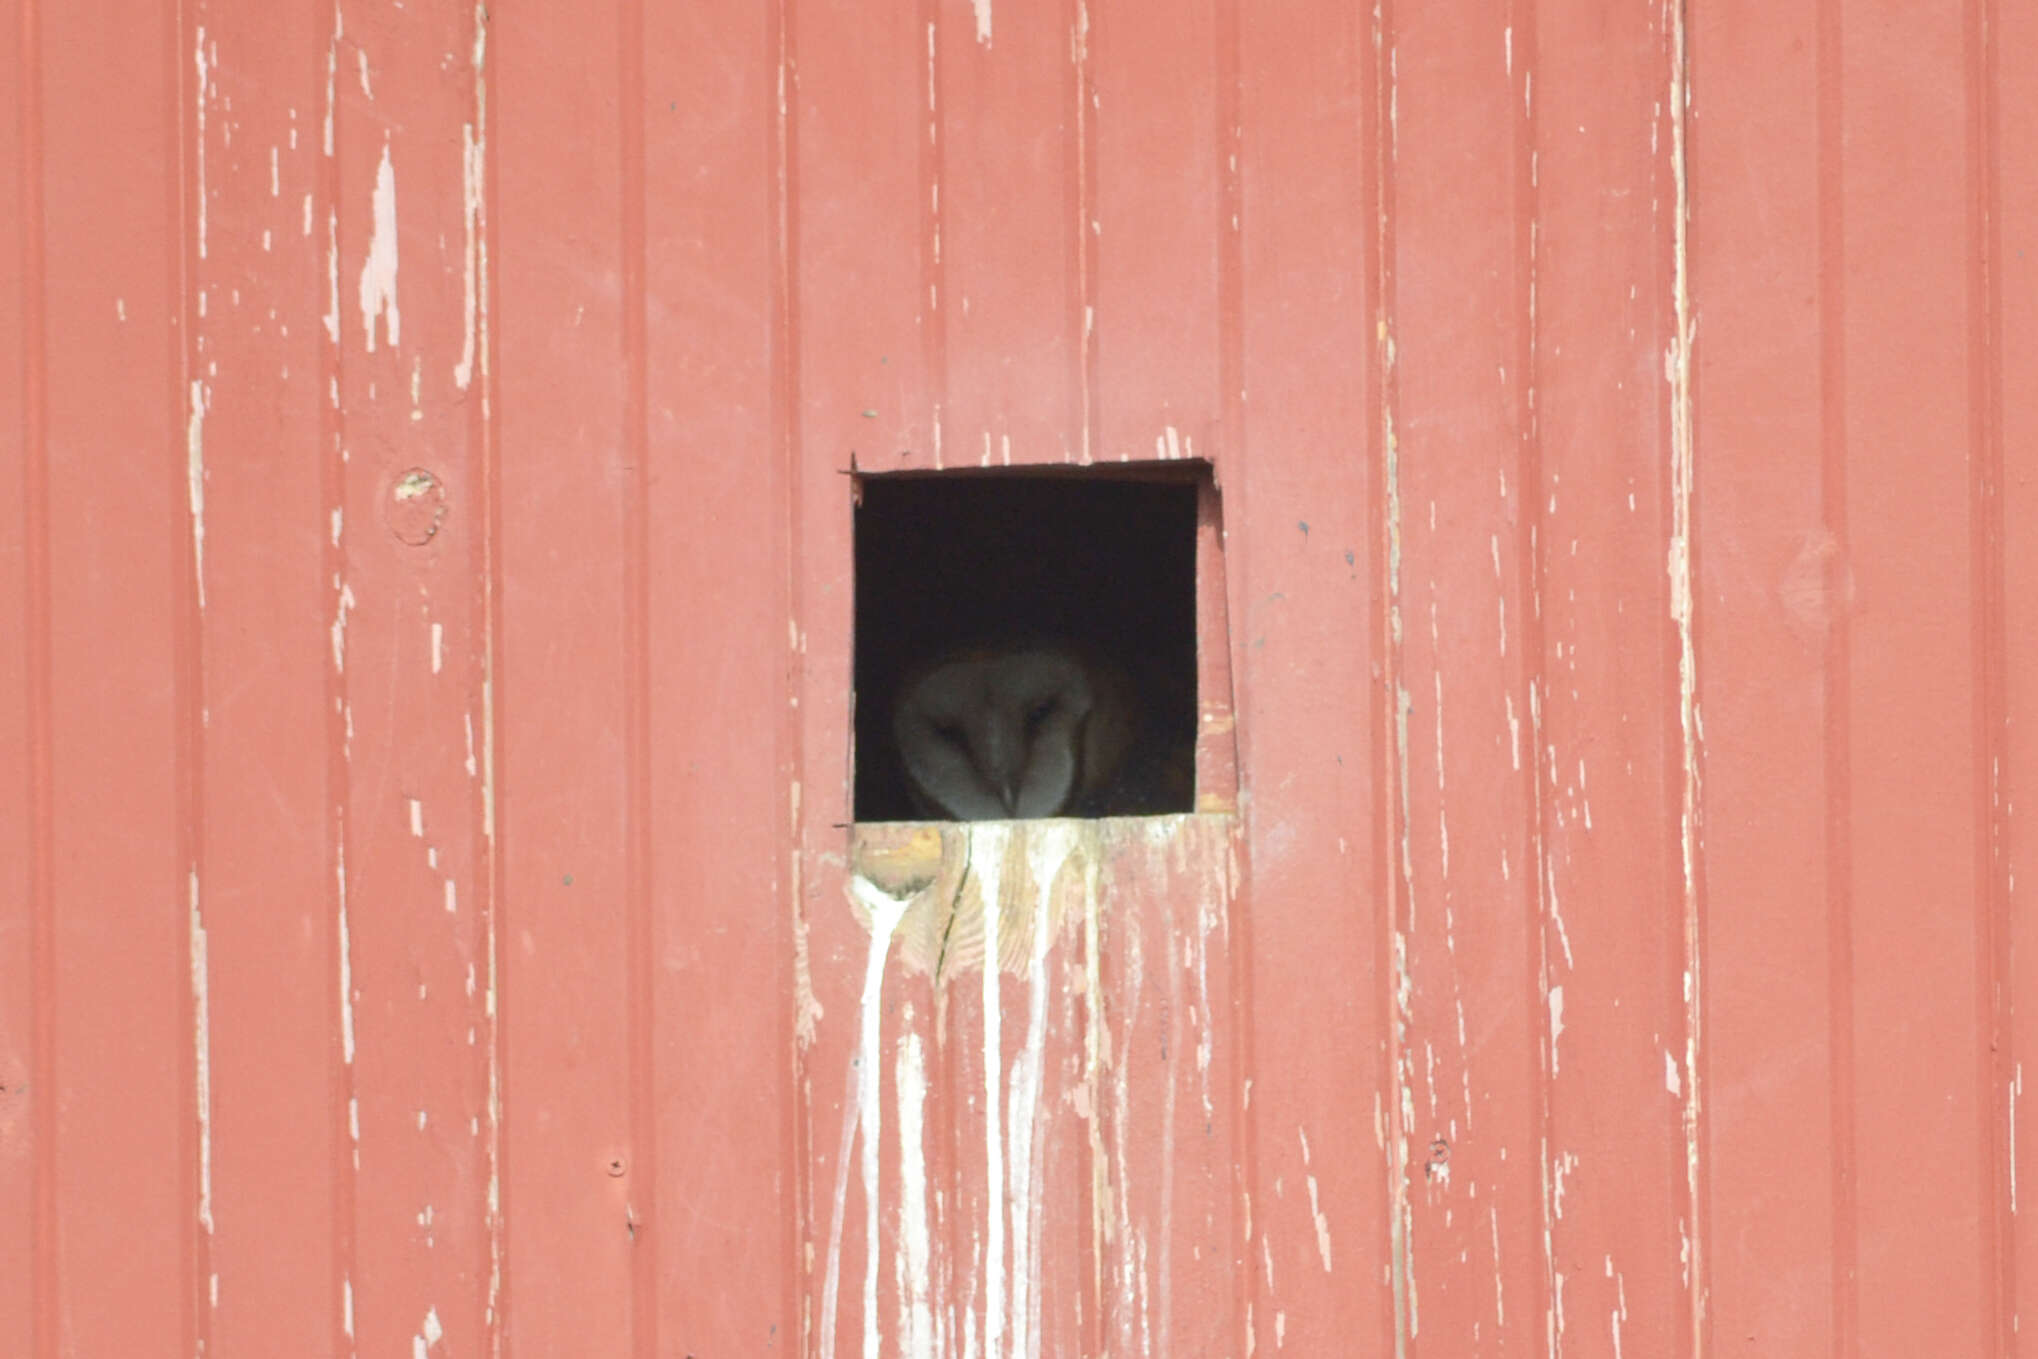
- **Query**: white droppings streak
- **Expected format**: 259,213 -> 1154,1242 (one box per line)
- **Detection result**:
896,1030 -> 936,1359
1664,1049 -> 1682,1098
1009,824 -> 1077,1359
187,381 -> 207,608
358,141 -> 401,352
190,870 -> 214,1233
821,876 -> 914,1359
976,823 -> 1009,1359
431,621 -> 444,673
444,880 -> 457,914
409,798 -> 423,837
973,0 -> 992,44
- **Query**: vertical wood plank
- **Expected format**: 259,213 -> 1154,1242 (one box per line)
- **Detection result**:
1384,2 -> 1546,1349
1998,0 -> 2038,1340
641,0 -> 800,1349
1840,5 -> 1991,1353
1234,2 -> 1391,1352
793,0 -> 931,1350
1,0 -> 43,1344
1091,0 -> 1220,465
326,5 -> 496,1352
936,1 -> 1079,469
492,0 -> 639,1351
184,2 -> 344,1352
1529,2 -> 1694,1352
38,0 -> 192,1352
1687,3 -> 1837,1349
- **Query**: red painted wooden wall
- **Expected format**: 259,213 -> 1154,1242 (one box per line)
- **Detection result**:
5,0 -> 2034,1355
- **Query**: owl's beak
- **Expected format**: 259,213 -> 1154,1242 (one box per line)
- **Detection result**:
998,779 -> 1021,816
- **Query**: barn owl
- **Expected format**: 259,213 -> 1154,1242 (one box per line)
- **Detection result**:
893,641 -> 1139,820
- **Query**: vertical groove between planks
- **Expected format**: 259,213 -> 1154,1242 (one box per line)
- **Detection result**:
170,0 -> 210,1352
1070,0 -> 1097,471
1508,0 -> 1559,1349
473,2 -> 508,1347
1368,1 -> 1410,1351
18,0 -> 56,1352
1815,0 -> 1859,1350
618,0 -> 659,1350
771,0 -> 808,1345
1969,0 -> 2015,1349
921,0 -> 945,465
1063,2 -> 1106,1342
317,0 -> 361,1348
1666,5 -> 1709,1354
1212,5 -> 1254,1359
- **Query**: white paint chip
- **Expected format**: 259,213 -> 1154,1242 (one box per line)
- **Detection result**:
186,381 -> 207,609
190,869 -> 214,1233
358,140 -> 401,351
413,1305 -> 442,1358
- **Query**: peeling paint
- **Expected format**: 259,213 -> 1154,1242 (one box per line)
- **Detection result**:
193,30 -> 208,260
358,140 -> 401,351
411,1305 -> 441,1358
331,582 -> 356,672
337,833 -> 356,1065
190,869 -> 213,1233
1666,6 -> 1706,1349
186,380 -> 207,609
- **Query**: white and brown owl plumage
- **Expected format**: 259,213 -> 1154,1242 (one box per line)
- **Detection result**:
892,641 -> 1139,820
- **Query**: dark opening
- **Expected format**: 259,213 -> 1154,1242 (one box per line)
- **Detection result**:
854,469 -> 1202,821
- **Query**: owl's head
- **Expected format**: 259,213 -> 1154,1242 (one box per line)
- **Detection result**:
892,642 -> 1128,820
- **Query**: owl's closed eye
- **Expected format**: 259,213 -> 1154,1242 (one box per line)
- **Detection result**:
892,640 -> 1139,821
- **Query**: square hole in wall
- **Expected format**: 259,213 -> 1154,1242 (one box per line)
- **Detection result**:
854,469 -> 1209,822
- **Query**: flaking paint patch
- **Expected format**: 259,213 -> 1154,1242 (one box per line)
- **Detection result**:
1298,1127 -> 1333,1273
2012,1062 -> 2023,1213
190,870 -> 214,1232
411,1305 -> 442,1357
324,206 -> 341,343
194,30 -> 209,259
454,10 -> 489,389
338,834 -> 357,1064
358,140 -> 401,351
331,582 -> 356,672
187,381 -> 207,608
1666,7 -> 1706,1347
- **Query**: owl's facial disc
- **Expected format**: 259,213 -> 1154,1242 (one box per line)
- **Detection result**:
895,648 -> 1096,820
